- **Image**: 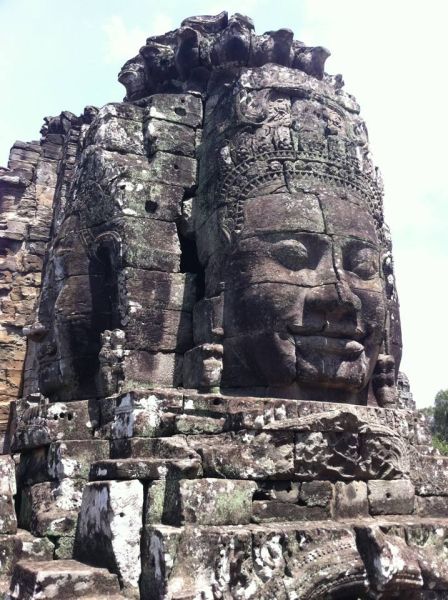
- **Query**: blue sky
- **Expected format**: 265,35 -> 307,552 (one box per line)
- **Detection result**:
1,0 -> 447,407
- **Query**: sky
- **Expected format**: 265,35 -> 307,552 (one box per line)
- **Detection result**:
1,0 -> 447,407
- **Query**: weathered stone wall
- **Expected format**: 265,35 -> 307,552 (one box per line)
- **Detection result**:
0,110 -> 96,451
0,139 -> 51,448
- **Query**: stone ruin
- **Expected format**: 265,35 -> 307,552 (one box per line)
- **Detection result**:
0,10 -> 447,599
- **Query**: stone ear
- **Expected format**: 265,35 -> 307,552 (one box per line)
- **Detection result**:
372,353 -> 398,407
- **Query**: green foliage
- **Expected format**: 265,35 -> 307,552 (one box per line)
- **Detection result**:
433,389 -> 448,441
432,435 -> 448,456
420,406 -> 434,418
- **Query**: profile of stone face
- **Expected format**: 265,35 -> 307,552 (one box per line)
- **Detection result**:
35,12 -> 401,407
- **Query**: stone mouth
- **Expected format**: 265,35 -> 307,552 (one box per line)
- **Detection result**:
294,335 -> 365,358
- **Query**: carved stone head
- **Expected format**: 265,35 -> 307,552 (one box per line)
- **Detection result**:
191,64 -> 401,404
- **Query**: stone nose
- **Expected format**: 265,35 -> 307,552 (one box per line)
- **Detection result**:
301,280 -> 362,336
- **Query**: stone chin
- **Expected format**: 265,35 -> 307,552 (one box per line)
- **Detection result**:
294,337 -> 372,392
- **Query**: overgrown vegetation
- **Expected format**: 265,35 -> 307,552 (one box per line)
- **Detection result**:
433,389 -> 448,440
420,390 -> 448,455
432,435 -> 448,455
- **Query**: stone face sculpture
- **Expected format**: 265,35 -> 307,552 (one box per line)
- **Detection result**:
193,65 -> 397,403
0,11 -> 447,600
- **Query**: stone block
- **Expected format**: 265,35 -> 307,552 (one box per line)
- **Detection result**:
243,192 -> 325,235
146,152 -> 197,190
412,455 -> 448,496
294,430 -> 409,481
74,480 -> 143,591
145,93 -> 203,128
87,103 -> 145,155
90,457 -> 202,481
367,479 -> 415,515
140,525 -> 252,600
120,216 -> 181,272
333,481 -> 369,519
54,536 -> 75,560
174,414 -> 227,435
192,295 -> 224,345
415,496 -> 448,517
13,399 -> 97,451
111,392 -> 177,439
145,480 -> 170,524
252,500 -> 328,522
174,478 -> 256,526
183,393 -> 299,425
112,179 -> 184,222
255,481 -> 300,503
0,455 -> 16,496
145,478 -> 255,527
124,269 -> 196,312
299,481 -> 333,507
125,307 -> 192,352
0,494 -> 17,534
111,435 -> 199,461
18,480 -> 85,529
31,510 -> 78,538
189,431 -> 294,479
47,440 -> 109,480
7,559 -> 121,599
121,350 -> 183,389
145,118 -> 196,156
182,343 -> 223,390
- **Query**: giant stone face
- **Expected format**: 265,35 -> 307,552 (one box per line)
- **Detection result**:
194,67 -> 398,404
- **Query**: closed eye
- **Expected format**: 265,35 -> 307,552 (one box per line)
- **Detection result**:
271,239 -> 309,271
345,247 -> 378,279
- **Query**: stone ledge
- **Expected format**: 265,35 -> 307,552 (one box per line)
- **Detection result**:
6,559 -> 121,599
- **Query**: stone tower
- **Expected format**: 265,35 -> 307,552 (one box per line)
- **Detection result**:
1,11 -> 448,600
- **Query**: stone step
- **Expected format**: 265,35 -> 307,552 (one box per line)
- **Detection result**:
90,457 -> 202,480
6,559 -> 121,599
0,529 -> 54,577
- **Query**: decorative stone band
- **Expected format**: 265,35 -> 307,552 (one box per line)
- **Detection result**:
217,149 -> 384,242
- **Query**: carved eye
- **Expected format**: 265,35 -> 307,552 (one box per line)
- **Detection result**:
346,247 -> 378,279
271,240 -> 309,271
